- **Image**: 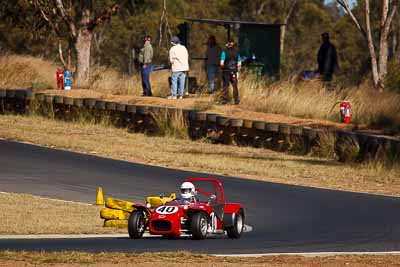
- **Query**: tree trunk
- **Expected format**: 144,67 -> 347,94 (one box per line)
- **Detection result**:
74,28 -> 92,88
377,0 -> 389,89
280,0 -> 297,54
280,25 -> 287,54
378,30 -> 389,89
74,2 -> 92,88
365,0 -> 380,88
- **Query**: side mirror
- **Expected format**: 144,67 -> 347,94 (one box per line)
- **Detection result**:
208,194 -> 216,205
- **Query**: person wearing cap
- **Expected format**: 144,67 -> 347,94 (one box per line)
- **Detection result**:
138,35 -> 153,96
168,36 -> 189,99
317,32 -> 339,82
220,40 -> 241,105
205,36 -> 221,93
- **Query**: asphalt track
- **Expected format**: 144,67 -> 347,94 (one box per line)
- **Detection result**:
1,139 -> 400,254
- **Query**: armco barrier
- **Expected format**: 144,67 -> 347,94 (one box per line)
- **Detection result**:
0,88 -> 399,163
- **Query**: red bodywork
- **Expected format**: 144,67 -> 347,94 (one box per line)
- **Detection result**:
133,178 -> 244,237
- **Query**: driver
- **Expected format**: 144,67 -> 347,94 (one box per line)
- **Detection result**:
179,181 -> 197,203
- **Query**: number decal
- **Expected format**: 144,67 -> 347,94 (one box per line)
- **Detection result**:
155,206 -> 178,214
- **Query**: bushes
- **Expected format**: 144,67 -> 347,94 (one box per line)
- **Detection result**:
385,60 -> 400,94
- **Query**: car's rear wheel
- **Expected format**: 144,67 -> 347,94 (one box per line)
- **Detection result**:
190,212 -> 208,240
226,210 -> 244,239
128,211 -> 146,239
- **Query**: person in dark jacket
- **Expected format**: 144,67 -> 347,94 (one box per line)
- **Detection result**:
205,36 -> 221,93
220,40 -> 241,105
317,32 -> 339,82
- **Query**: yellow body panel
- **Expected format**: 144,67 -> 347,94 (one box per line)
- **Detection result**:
146,193 -> 176,208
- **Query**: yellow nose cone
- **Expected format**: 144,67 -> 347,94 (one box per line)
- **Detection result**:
96,186 -> 105,205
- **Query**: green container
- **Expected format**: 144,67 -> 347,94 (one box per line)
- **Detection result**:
247,63 -> 265,79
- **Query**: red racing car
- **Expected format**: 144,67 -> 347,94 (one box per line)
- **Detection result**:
128,178 -> 245,240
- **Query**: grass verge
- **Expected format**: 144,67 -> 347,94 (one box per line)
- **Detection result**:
0,251 -> 400,266
0,192 -> 124,234
150,109 -> 189,139
0,114 -> 399,196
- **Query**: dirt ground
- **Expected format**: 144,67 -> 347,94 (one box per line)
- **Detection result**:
1,251 -> 400,267
42,89 -> 353,130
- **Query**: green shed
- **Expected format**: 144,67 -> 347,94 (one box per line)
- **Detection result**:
182,18 -> 283,79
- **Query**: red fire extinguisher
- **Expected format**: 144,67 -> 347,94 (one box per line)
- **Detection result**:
340,101 -> 352,124
56,69 -> 64,90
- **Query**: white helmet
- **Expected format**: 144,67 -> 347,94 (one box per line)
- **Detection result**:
180,182 -> 195,200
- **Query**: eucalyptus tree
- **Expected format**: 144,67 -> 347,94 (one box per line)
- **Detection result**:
337,0 -> 399,89
31,0 -> 120,87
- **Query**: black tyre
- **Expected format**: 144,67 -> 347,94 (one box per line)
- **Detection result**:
226,210 -> 244,239
128,211 -> 146,239
190,212 -> 209,240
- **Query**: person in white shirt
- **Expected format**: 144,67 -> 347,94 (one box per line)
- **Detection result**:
168,36 -> 189,99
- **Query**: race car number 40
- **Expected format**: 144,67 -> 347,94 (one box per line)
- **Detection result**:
155,206 -> 178,214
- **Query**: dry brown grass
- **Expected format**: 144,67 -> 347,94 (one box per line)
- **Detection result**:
0,54 -> 58,89
89,66 -> 171,97
0,251 -> 400,266
0,192 -> 124,235
151,109 -> 189,139
0,114 -> 399,196
238,77 -> 400,129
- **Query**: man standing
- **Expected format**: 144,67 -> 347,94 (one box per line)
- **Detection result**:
205,35 -> 221,93
317,32 -> 339,82
138,35 -> 153,96
168,36 -> 189,99
220,40 -> 241,105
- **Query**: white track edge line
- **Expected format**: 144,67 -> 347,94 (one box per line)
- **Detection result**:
0,234 -> 128,239
213,251 -> 400,257
1,234 -> 400,257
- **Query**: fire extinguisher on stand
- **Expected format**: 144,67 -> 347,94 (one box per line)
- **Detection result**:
340,101 -> 352,124
64,70 -> 72,90
56,69 -> 64,90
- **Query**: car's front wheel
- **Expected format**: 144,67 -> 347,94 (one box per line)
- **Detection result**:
190,212 -> 208,240
226,210 -> 244,239
128,211 -> 146,239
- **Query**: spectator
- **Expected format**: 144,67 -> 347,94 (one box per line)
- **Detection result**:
220,40 -> 241,105
205,35 -> 221,93
138,35 -> 153,96
317,32 -> 339,82
168,36 -> 189,99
